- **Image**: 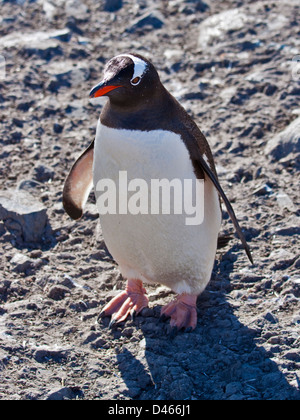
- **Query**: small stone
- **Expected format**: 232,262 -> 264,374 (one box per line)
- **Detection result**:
127,385 -> 141,398
10,253 -> 34,273
11,131 -> 22,143
91,337 -> 107,349
23,41 -> 63,60
168,377 -> 194,400
47,285 -> 70,301
265,117 -> 300,166
32,165 -> 55,183
269,248 -> 296,261
102,0 -> 123,12
0,349 -> 9,367
127,11 -> 164,33
46,61 -> 90,92
284,351 -> 300,362
140,307 -> 154,317
264,311 -> 278,324
30,250 -> 43,259
273,225 -> 300,236
81,331 -> 101,345
275,191 -> 297,211
122,327 -> 134,337
18,179 -> 41,195
264,83 -> 277,96
292,314 -> 300,325
0,280 -> 11,296
198,8 -> 251,48
53,123 -> 64,134
253,183 -> 272,196
49,29 -> 72,42
185,0 -> 209,12
33,345 -> 71,363
225,382 -> 242,397
45,386 -> 82,400
0,189 -> 48,243
65,0 -> 88,19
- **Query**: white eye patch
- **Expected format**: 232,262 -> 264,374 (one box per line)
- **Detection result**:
116,53 -> 148,82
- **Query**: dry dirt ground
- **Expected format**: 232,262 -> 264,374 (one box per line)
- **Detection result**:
0,0 -> 299,400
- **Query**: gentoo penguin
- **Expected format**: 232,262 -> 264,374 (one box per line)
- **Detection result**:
63,53 -> 253,332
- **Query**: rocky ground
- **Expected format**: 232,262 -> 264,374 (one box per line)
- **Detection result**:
0,0 -> 299,400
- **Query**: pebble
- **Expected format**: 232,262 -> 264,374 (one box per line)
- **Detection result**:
81,331 -> 101,345
265,117 -> 300,165
45,386 -> 82,400
284,351 -> 300,362
24,41 -> 63,61
225,382 -> 242,397
270,246 -> 296,258
122,327 -> 134,338
53,123 -> 64,134
182,0 -> 209,13
0,189 -> 48,243
32,165 -> 55,183
253,183 -> 272,196
91,337 -> 107,349
127,11 -> 165,33
275,191 -> 297,211
65,0 -> 88,19
18,179 -> 42,196
263,311 -> 278,324
102,0 -> 123,12
46,61 -> 90,92
0,349 -> 9,367
40,0 -> 56,21
33,345 -> 71,363
0,280 -> 11,296
198,8 -> 251,48
47,285 -> 70,301
0,30 -> 68,48
272,223 -> 300,237
10,253 -> 35,274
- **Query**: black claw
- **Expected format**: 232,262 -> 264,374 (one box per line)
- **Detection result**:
131,310 -> 137,321
184,327 -> 193,333
108,318 -> 117,329
159,313 -> 168,322
97,310 -> 106,323
169,326 -> 178,338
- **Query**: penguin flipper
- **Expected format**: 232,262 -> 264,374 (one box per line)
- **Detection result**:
195,153 -> 253,264
63,140 -> 94,220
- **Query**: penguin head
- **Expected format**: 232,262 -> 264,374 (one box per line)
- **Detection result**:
89,53 -> 161,106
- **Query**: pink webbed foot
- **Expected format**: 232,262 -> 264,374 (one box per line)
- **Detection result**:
99,279 -> 149,327
160,294 -> 198,332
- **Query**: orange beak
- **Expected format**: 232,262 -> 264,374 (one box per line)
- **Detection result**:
89,82 -> 121,98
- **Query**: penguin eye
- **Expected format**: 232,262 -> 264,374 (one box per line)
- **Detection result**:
130,76 -> 141,86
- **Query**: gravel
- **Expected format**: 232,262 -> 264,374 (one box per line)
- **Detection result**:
0,0 -> 299,400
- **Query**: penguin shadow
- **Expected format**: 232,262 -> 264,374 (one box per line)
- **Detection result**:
113,247 -> 300,400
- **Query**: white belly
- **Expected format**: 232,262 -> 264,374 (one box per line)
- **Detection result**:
93,122 -> 222,295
